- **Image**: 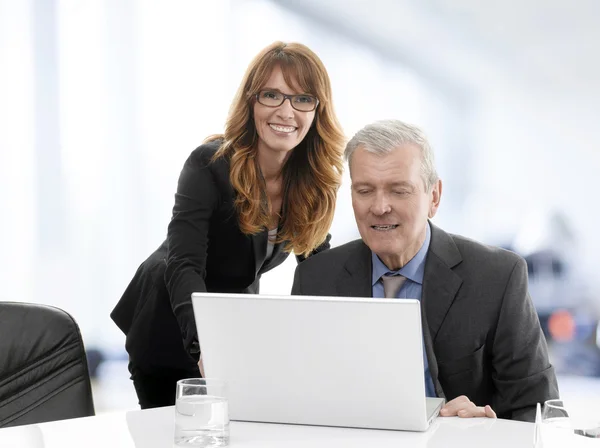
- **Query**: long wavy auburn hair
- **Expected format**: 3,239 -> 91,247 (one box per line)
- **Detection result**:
206,41 -> 345,257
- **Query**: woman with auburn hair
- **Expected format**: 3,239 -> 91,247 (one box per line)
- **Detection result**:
111,41 -> 345,408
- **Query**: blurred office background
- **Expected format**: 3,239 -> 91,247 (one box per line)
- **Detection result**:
1,0 -> 599,412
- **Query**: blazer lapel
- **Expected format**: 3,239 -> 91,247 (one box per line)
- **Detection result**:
270,239 -> 285,261
336,241 -> 372,298
252,230 -> 269,276
259,239 -> 286,272
421,223 -> 463,398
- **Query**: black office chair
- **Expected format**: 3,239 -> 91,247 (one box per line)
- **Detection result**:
0,302 -> 95,427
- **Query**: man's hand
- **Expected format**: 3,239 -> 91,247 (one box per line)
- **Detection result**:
440,395 -> 496,418
198,354 -> 205,378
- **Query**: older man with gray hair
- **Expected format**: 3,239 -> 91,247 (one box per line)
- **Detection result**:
291,119 -> 558,421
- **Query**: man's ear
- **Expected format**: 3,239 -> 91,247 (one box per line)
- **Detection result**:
428,179 -> 442,218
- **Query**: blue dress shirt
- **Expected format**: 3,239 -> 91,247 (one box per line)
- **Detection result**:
371,223 -> 436,397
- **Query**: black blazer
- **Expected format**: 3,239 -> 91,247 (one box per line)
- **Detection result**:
111,140 -> 329,372
291,223 -> 559,422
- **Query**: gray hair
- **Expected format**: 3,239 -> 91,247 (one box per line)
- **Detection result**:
344,119 -> 439,192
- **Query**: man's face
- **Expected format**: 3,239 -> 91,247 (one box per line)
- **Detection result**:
350,144 -> 441,269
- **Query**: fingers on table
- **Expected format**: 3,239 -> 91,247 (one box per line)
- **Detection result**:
441,395 -> 471,416
441,396 -> 497,419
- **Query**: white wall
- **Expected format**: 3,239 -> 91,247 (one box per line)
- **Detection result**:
467,84 -> 600,276
0,0 -> 36,309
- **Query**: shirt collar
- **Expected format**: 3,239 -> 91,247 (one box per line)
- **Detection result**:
371,222 -> 431,286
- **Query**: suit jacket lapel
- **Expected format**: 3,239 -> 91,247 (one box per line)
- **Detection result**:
336,241 -> 372,298
422,223 -> 463,398
423,223 -> 463,340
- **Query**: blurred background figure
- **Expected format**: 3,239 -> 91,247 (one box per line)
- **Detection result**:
511,210 -> 600,377
1,0 -> 599,411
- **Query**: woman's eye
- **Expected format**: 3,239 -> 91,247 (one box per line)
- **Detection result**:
295,95 -> 314,103
262,91 -> 280,100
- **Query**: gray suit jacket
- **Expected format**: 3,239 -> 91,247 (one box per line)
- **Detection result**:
291,223 -> 559,422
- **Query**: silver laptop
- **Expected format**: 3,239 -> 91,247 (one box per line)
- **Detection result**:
191,293 -> 444,432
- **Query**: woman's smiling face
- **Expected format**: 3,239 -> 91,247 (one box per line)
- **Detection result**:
253,65 -> 316,159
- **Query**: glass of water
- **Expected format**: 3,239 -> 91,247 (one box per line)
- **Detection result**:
540,399 -> 573,447
174,378 -> 229,447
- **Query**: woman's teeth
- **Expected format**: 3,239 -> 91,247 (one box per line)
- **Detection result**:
269,124 -> 296,133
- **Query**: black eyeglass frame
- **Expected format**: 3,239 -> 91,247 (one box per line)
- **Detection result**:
255,90 -> 320,112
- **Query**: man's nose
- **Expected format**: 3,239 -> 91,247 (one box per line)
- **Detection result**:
370,193 -> 391,215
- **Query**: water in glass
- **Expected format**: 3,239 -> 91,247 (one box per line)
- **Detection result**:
174,394 -> 229,447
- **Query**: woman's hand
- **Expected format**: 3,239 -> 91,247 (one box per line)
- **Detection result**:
198,354 -> 205,378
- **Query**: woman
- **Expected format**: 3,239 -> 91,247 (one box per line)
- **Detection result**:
110,41 -> 345,409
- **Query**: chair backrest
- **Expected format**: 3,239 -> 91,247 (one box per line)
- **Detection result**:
0,302 -> 95,427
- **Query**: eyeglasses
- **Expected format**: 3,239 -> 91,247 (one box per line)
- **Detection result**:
255,90 -> 319,112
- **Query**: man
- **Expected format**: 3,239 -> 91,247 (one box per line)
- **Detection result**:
291,119 -> 559,421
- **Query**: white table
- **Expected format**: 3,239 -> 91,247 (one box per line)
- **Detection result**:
0,406 -> 535,448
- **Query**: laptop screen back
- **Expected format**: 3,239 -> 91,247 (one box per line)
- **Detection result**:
192,293 -> 430,431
